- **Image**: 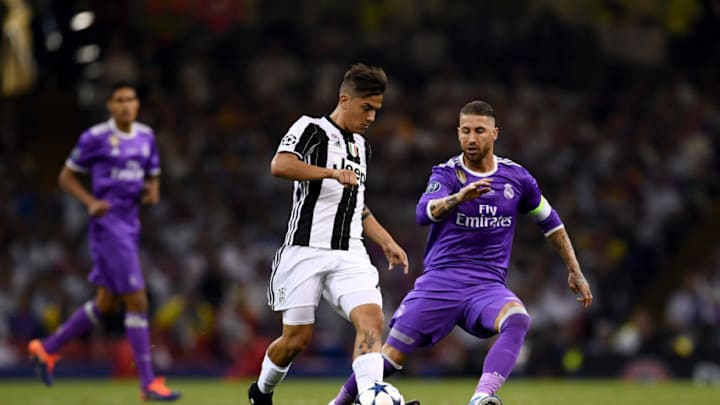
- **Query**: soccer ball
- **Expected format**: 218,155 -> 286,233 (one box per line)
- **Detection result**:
355,382 -> 405,405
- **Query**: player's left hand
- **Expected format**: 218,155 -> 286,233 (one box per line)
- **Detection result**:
141,182 -> 160,205
383,240 -> 409,274
568,270 -> 593,308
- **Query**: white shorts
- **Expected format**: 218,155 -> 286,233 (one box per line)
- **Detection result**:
267,245 -> 382,319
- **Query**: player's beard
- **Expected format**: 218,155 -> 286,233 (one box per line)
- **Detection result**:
464,144 -> 491,165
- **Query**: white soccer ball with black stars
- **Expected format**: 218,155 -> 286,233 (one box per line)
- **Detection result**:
355,382 -> 405,405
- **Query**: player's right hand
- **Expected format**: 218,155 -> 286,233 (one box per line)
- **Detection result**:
331,169 -> 358,187
457,178 -> 493,201
87,199 -> 111,217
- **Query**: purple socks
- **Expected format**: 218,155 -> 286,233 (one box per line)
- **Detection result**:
125,312 -> 155,389
42,301 -> 101,353
476,313 -> 530,395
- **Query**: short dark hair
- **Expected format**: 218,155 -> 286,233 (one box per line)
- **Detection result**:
108,81 -> 137,100
460,100 -> 496,119
340,64 -> 387,97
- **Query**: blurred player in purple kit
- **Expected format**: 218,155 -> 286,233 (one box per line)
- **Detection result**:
28,82 -> 180,401
331,100 -> 593,405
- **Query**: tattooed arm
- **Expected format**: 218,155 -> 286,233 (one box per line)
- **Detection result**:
428,178 -> 493,220
547,227 -> 593,308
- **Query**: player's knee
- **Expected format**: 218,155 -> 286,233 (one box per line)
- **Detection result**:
95,294 -> 119,315
282,325 -> 313,356
350,304 -> 385,333
284,333 -> 312,356
499,312 -> 531,338
123,293 -> 148,313
95,299 -> 113,314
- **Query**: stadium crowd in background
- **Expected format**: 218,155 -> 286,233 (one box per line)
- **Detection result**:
1,0 -> 719,382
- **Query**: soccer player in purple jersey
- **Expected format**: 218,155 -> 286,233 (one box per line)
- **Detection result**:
330,100 -> 593,405
28,82 -> 180,401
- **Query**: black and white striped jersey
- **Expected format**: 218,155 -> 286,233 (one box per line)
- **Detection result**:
275,115 -> 371,251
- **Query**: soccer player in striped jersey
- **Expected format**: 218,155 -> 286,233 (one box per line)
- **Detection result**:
330,100 -> 593,405
28,82 -> 180,401
248,64 -> 409,405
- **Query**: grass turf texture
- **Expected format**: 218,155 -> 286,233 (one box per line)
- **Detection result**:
0,378 -> 717,404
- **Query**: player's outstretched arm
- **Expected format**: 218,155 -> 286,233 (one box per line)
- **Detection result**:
362,205 -> 409,274
547,228 -> 593,308
270,152 -> 357,186
59,166 -> 111,217
428,178 -> 492,220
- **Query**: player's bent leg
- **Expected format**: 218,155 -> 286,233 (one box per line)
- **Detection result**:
473,303 -> 530,404
29,288 -> 110,387
251,307 -> 315,405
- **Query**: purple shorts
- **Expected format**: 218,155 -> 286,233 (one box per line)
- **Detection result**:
87,217 -> 145,294
386,270 -> 522,354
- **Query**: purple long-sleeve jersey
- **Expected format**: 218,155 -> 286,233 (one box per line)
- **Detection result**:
66,119 -> 160,231
416,154 -> 563,284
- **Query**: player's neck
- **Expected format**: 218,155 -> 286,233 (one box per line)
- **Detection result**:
112,119 -> 133,134
328,108 -> 350,133
116,124 -> 132,133
463,153 -> 495,174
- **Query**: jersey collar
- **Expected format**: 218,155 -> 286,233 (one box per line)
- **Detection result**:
324,115 -> 355,138
108,119 -> 137,139
459,154 -> 497,177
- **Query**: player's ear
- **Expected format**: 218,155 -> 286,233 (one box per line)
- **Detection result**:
493,127 -> 499,141
339,93 -> 350,110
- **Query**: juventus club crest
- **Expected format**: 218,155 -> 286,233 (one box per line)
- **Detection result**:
347,141 -> 359,158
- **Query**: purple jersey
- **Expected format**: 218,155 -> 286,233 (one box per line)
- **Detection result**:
66,119 -> 160,224
66,119 -> 160,293
416,155 -> 563,284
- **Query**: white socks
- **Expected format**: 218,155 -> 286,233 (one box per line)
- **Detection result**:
352,352 -> 383,393
257,354 -> 290,394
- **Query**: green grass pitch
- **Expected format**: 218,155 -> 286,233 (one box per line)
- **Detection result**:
0,378 -> 717,404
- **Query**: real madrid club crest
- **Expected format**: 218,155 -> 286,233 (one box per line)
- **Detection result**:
455,168 -> 467,184
109,135 -> 120,156
504,183 -> 515,199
